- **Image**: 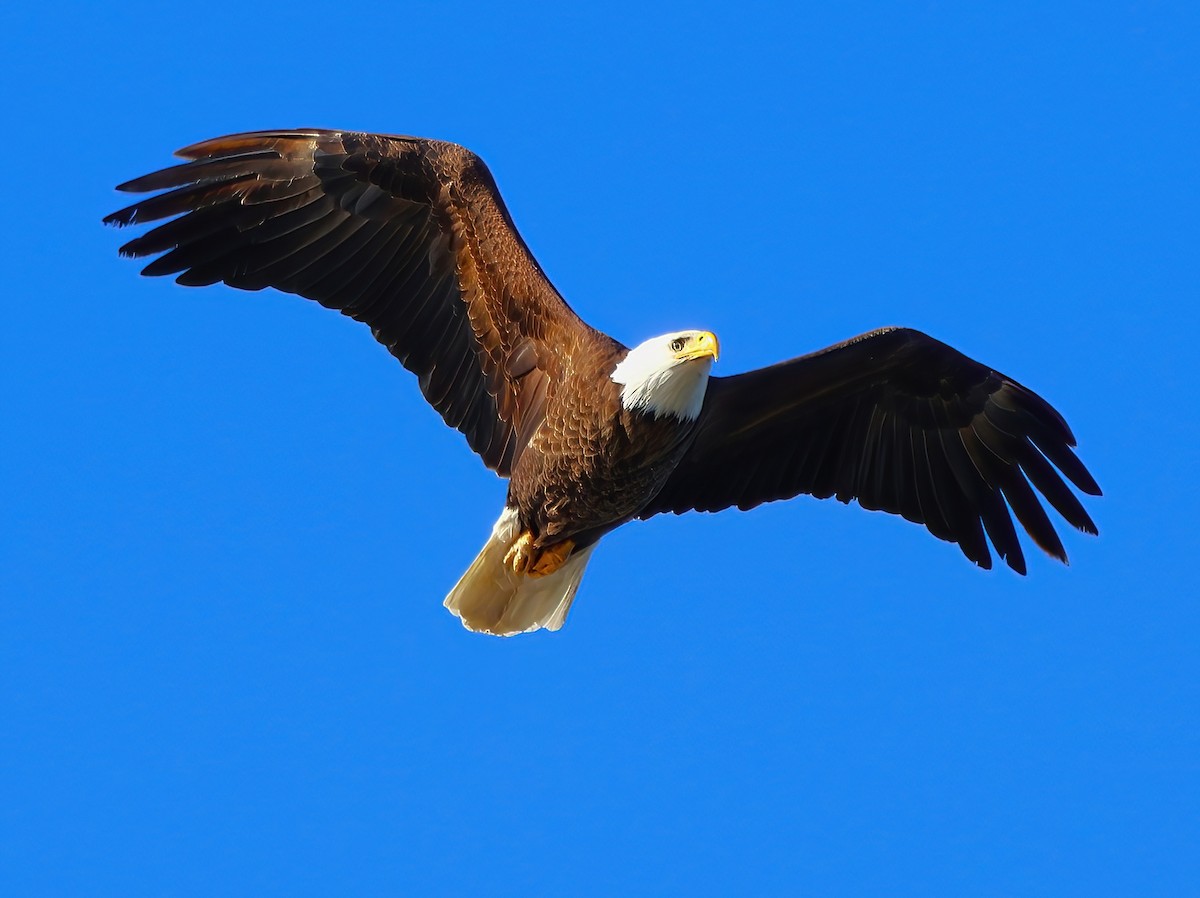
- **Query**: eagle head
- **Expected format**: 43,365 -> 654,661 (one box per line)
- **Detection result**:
611,330 -> 719,421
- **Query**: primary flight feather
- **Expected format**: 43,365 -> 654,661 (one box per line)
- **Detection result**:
106,129 -> 1101,635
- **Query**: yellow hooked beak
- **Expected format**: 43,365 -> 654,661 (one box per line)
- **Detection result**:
677,330 -> 720,362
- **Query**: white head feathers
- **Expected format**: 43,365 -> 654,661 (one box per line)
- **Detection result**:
610,330 -> 720,421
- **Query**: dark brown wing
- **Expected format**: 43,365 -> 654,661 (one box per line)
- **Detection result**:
639,327 -> 1100,573
105,129 -> 608,475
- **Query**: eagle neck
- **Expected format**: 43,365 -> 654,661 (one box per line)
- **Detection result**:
611,356 -> 712,422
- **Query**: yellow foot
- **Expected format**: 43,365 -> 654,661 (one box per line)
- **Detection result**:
504,531 -> 536,575
529,539 -> 575,578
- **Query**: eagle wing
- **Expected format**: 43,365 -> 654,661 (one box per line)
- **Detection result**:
639,327 -> 1101,573
105,129 -> 605,475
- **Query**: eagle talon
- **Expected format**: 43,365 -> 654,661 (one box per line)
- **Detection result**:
529,539 -> 575,578
505,532 -> 575,578
504,531 -> 536,575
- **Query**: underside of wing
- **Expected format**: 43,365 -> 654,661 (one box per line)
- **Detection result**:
640,327 -> 1101,573
105,129 -> 605,475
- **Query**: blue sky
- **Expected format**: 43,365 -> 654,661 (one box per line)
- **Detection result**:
3,1 -> 1197,895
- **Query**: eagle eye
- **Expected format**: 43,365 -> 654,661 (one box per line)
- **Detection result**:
670,338 -> 686,352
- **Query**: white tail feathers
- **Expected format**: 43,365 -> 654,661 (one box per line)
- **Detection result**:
443,508 -> 597,636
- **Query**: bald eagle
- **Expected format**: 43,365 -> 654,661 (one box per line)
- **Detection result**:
106,130 -> 1100,636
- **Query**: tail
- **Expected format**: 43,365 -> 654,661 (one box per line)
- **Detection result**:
443,508 -> 598,636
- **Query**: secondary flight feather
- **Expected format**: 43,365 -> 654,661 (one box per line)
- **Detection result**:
106,129 -> 1101,635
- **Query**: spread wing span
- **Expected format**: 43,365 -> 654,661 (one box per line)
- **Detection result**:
640,327 -> 1101,573
105,129 -> 600,475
